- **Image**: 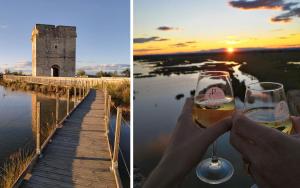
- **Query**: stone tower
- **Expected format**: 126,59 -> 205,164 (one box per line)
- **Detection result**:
31,24 -> 76,77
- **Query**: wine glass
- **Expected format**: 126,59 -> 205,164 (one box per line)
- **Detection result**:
244,82 -> 292,134
244,82 -> 291,188
193,71 -> 235,184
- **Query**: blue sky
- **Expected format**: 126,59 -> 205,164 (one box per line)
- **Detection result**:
0,0 -> 130,74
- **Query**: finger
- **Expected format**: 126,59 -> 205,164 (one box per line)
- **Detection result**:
181,97 -> 193,115
201,117 -> 232,145
232,112 -> 275,142
177,97 -> 196,125
291,116 -> 300,134
230,131 -> 258,162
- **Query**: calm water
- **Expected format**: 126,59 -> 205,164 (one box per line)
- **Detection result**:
134,61 -> 260,187
0,86 -> 74,164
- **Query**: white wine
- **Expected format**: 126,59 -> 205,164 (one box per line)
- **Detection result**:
193,97 -> 235,128
244,107 -> 292,134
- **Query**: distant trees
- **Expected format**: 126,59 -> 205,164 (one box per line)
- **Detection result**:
3,69 -> 24,76
77,70 -> 86,77
95,69 -> 130,78
121,68 -> 130,77
76,68 -> 130,78
96,71 -> 111,77
4,69 -> 10,74
95,71 -> 118,77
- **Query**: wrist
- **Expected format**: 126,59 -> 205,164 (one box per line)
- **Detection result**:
143,152 -> 186,188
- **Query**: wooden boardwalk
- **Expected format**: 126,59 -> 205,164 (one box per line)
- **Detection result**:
21,90 -> 117,188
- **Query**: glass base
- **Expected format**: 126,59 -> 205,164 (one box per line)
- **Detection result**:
251,184 -> 258,188
196,157 -> 234,184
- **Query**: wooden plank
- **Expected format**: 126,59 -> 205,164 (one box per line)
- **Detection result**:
20,90 -> 118,188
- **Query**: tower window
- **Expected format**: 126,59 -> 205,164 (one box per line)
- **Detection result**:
54,45 -> 57,49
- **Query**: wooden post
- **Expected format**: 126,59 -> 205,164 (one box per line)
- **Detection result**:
106,95 -> 111,134
112,107 -> 122,169
74,87 -> 77,104
104,90 -> 108,134
79,87 -> 82,100
36,102 -> 41,155
67,88 -> 70,115
55,94 -> 59,126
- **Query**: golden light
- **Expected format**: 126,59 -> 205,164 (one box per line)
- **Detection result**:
227,47 -> 234,53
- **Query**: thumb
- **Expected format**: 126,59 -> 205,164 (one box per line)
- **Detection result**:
203,117 -> 232,145
291,116 -> 300,134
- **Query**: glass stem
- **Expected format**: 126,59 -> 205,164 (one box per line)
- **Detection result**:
211,140 -> 218,163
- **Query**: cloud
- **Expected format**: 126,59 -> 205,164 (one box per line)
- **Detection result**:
0,60 -> 32,74
271,7 -> 300,22
77,64 -> 129,74
14,61 -> 32,69
185,41 -> 197,44
229,0 -> 290,10
173,43 -> 188,47
134,36 -> 169,43
171,41 -> 197,48
229,0 -> 300,23
157,26 -> 179,31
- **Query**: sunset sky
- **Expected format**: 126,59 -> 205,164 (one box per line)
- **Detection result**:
0,0 -> 129,74
134,0 -> 300,55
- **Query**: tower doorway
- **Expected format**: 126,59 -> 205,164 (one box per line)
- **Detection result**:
51,65 -> 60,77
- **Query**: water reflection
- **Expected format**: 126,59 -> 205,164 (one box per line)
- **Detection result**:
31,93 -> 74,142
0,86 -> 74,165
232,64 -> 260,86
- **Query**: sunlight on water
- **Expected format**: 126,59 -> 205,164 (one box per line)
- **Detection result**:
287,62 -> 300,65
232,64 -> 261,86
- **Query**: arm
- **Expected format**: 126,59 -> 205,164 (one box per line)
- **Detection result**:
143,98 -> 232,188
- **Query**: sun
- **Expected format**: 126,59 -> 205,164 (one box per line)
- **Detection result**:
227,47 -> 234,53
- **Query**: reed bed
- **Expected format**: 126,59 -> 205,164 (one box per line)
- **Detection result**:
0,142 -> 34,188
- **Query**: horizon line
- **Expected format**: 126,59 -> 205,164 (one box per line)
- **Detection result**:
133,46 -> 300,56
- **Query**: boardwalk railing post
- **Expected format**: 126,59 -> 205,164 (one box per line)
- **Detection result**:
67,88 -> 70,116
79,87 -> 82,100
36,102 -> 41,155
74,87 -> 77,104
56,94 -> 59,127
112,107 -> 122,170
104,89 -> 108,134
106,95 -> 111,134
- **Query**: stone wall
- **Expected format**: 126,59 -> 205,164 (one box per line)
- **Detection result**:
32,24 -> 76,77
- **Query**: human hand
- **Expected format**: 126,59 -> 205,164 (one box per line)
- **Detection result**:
143,98 -> 232,188
230,113 -> 300,188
